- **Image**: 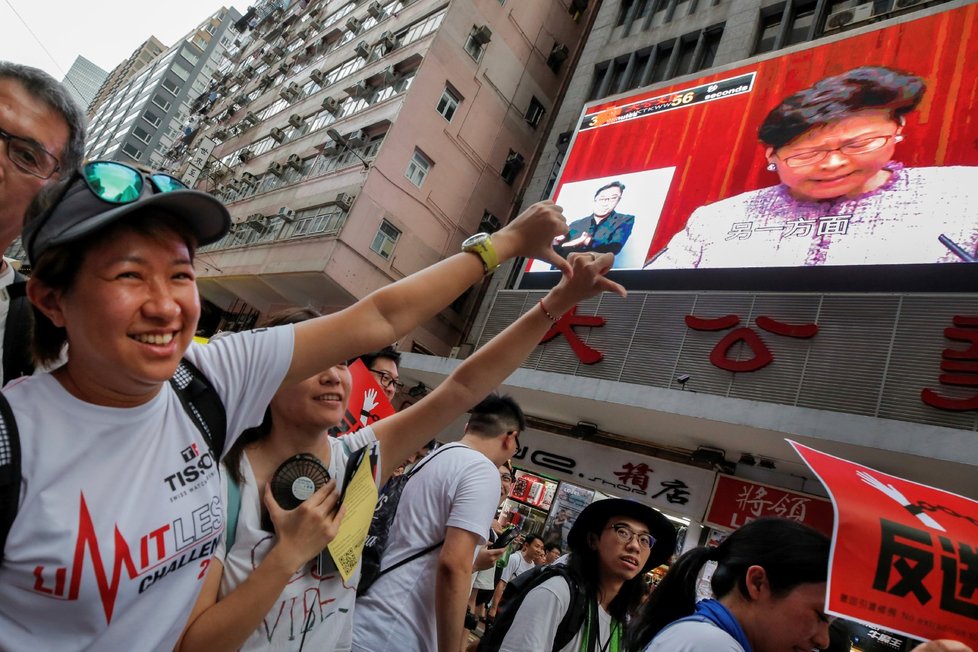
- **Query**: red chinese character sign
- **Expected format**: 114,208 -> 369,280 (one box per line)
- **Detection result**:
704,474 -> 834,535
922,316 -> 978,411
327,360 -> 396,436
539,305 -> 606,364
685,314 -> 819,372
789,440 -> 978,646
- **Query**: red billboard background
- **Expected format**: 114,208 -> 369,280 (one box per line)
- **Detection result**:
545,4 -> 978,267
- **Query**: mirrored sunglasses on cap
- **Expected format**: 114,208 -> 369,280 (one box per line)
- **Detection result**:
24,160 -> 230,263
81,160 -> 188,201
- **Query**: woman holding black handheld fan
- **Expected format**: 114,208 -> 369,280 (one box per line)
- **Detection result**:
0,157 -> 594,651
649,66 -> 978,270
177,255 -> 624,652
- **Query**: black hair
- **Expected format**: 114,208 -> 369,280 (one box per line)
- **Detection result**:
223,307 -> 322,484
355,345 -> 401,369
565,512 -> 648,622
465,393 -> 526,437
522,534 -> 542,547
628,518 -> 829,649
544,542 -> 561,554
0,62 -> 87,174
594,181 -> 625,198
758,66 -> 926,150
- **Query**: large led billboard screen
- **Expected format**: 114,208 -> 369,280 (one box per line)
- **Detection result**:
521,5 -> 978,292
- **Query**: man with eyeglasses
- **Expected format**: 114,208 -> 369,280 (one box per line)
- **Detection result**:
552,181 -> 634,263
0,63 -> 85,383
649,66 -> 978,271
357,346 -> 403,402
483,498 -> 676,652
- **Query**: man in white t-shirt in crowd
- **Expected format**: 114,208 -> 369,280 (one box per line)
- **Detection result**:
543,542 -> 563,565
489,534 -> 544,620
0,63 -> 85,383
353,395 -> 526,652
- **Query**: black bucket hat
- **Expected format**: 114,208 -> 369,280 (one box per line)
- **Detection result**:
23,171 -> 230,264
568,498 -> 678,570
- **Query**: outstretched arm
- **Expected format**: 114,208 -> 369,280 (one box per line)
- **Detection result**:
283,201 -> 572,387
372,252 -> 624,483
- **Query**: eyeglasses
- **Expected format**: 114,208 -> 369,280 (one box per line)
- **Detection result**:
80,160 -> 187,203
368,368 -> 403,390
608,523 -> 655,550
508,431 -> 521,451
500,473 -> 514,483
0,127 -> 62,179
778,133 -> 902,168
594,194 -> 622,203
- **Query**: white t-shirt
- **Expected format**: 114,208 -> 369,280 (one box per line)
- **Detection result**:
642,619 -> 745,651
217,427 -> 382,652
501,550 -> 536,584
0,327 -> 293,651
499,575 -> 611,652
352,443 -> 500,651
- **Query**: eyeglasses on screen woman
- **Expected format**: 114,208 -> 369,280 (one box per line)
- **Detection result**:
778,133 -> 903,168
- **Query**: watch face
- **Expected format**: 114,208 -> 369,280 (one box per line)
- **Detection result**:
463,233 -> 488,248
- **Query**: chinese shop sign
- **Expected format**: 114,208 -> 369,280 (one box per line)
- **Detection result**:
539,305 -> 606,364
921,316 -> 978,412
704,474 -> 833,536
790,441 -> 978,646
685,314 -> 819,372
513,428 -> 715,520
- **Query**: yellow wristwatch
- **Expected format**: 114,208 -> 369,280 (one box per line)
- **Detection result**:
461,233 -> 499,274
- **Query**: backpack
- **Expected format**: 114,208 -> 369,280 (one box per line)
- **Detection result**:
356,443 -> 460,597
0,357 -> 226,561
478,563 -> 589,652
3,275 -> 34,385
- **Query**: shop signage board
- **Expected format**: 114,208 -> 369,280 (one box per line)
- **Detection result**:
789,440 -> 978,647
704,474 -> 834,535
513,429 -> 715,520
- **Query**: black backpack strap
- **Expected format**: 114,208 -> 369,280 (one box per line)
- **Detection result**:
3,275 -> 35,384
169,358 -> 227,460
375,539 -> 443,581
553,567 -> 589,651
0,393 -> 22,562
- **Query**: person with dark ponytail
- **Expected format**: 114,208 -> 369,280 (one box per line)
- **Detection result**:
629,518 -> 831,652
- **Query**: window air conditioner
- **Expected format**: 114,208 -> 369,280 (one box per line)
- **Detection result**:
355,41 -> 371,59
367,1 -> 383,18
288,113 -> 305,129
286,154 -> 303,171
267,161 -> 286,177
824,3 -> 874,30
270,127 -> 286,143
472,25 -> 492,45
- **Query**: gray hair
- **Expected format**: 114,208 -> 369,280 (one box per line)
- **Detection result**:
0,61 -> 87,175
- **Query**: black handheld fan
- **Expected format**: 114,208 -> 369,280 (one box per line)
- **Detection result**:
269,453 -> 330,510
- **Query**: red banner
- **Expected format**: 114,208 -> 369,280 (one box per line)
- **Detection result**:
789,440 -> 978,646
704,474 -> 833,535
327,359 -> 395,437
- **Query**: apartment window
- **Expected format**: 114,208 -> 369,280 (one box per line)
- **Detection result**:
172,62 -> 190,81
132,126 -> 151,144
370,220 -> 401,259
436,86 -> 461,121
785,1 -> 817,46
500,150 -> 524,185
161,78 -> 180,95
143,110 -> 162,127
180,49 -> 200,67
525,96 -> 545,129
617,0 -> 636,25
463,26 -> 490,62
152,95 -> 171,111
405,149 -> 432,187
121,143 -> 143,161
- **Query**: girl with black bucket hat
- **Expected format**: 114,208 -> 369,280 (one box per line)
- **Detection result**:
481,497 -> 676,651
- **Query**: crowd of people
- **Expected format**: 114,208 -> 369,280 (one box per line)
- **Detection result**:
0,61 -> 972,652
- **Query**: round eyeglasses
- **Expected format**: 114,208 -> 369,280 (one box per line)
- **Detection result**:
607,523 -> 655,550
778,133 -> 902,168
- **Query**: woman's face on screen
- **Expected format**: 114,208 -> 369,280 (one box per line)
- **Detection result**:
767,109 -> 902,202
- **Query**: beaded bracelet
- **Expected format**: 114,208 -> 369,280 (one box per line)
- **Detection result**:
538,298 -> 560,322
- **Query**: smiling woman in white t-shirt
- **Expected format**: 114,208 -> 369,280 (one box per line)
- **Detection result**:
0,160 -> 587,651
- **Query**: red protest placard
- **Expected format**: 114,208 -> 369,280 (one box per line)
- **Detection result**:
327,359 -> 395,437
789,440 -> 978,647
704,474 -> 834,536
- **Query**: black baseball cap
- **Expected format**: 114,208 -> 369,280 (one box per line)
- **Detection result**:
568,498 -> 678,570
23,174 -> 230,264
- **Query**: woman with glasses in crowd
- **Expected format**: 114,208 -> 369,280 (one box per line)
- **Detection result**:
483,498 -> 676,652
0,157 -> 596,650
649,66 -> 978,269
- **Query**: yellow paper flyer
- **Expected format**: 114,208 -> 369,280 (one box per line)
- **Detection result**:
326,450 -> 378,581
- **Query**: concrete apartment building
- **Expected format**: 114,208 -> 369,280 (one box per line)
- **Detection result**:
86,37 -> 167,116
60,56 -> 108,112
83,9 -> 242,170
173,0 -> 595,349
397,0 -> 978,556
